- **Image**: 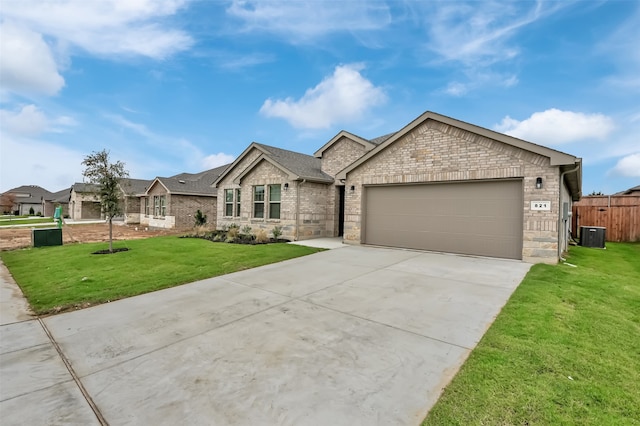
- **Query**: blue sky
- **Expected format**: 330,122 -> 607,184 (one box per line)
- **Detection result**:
1,0 -> 638,195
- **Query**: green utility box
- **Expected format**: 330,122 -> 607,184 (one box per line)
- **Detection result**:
32,228 -> 63,247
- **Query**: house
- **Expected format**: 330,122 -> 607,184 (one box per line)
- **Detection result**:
118,178 -> 152,224
614,185 -> 640,195
43,188 -> 70,217
214,110 -> 582,264
1,185 -> 52,215
140,165 -> 229,229
69,183 -> 102,220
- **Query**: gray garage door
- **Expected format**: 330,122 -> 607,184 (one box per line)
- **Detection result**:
363,180 -> 523,259
81,201 -> 102,219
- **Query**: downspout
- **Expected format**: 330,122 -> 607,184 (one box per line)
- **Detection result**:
558,164 -> 580,260
295,179 -> 306,241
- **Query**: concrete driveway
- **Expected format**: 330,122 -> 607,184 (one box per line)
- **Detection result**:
1,245 -> 531,425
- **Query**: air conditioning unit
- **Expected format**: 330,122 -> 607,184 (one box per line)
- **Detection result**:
579,226 -> 606,248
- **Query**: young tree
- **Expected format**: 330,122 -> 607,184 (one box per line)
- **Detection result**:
82,150 -> 129,253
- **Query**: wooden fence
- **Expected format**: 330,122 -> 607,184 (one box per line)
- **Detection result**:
572,195 -> 640,242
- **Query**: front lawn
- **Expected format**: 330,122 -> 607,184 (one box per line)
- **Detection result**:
0,217 -> 55,226
0,236 -> 322,314
423,242 -> 640,425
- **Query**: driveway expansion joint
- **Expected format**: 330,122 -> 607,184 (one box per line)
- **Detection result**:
37,317 -> 109,426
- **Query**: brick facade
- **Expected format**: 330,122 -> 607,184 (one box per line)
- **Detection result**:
343,119 -> 565,264
214,114 -> 579,264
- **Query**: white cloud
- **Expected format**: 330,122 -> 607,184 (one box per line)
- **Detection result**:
1,0 -> 192,98
424,1 -> 566,66
226,0 -> 390,41
202,153 -> 235,169
2,0 -> 193,59
610,153 -> 640,177
494,109 -> 615,144
260,64 -> 386,129
0,135 -> 85,193
0,22 -> 65,96
0,104 -> 76,137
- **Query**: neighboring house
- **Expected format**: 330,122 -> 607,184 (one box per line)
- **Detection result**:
1,185 -> 52,215
69,183 -> 101,220
117,178 -> 152,224
140,165 -> 229,229
70,179 -> 152,223
43,188 -> 70,217
214,110 -> 582,264
614,185 -> 640,195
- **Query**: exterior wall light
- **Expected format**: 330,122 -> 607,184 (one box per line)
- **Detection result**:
350,185 -> 355,191
284,183 -> 289,190
535,177 -> 543,189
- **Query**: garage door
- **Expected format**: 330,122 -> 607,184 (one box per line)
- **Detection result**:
81,201 -> 102,219
363,180 -> 523,259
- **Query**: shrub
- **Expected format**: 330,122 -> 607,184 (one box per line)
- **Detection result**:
241,225 -> 252,235
255,229 -> 269,243
192,225 -> 209,237
29,207 -> 35,215
272,226 -> 283,240
36,211 -> 42,217
194,209 -> 207,226
227,227 -> 239,241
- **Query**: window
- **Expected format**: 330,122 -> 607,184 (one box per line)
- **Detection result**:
235,189 -> 241,217
144,198 -> 149,216
224,189 -> 233,217
153,195 -> 166,216
268,184 -> 281,219
253,185 -> 265,218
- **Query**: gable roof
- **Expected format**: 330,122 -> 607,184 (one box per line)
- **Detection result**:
336,111 -> 582,198
214,143 -> 333,186
118,178 -> 152,196
146,164 -> 230,196
614,185 -> 640,195
71,182 -> 100,193
47,188 -> 71,203
313,131 -> 378,158
4,185 -> 53,203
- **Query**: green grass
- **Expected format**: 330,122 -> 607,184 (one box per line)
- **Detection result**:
423,242 -> 640,425
0,217 -> 55,226
0,236 -> 322,314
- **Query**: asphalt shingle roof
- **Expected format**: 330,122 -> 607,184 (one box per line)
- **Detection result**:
155,164 -> 230,195
119,178 -> 152,196
369,132 -> 397,145
3,185 -> 52,203
254,143 -> 334,183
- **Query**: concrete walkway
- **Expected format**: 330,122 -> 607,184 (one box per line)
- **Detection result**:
0,247 -> 531,425
0,261 -> 99,424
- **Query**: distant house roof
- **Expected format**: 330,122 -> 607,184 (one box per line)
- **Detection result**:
71,182 -> 100,193
47,188 -> 71,204
215,143 -> 333,186
119,178 -> 152,196
3,185 -> 52,203
146,164 -> 230,196
614,185 -> 640,195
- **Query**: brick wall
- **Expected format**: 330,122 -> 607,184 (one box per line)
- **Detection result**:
171,194 -> 216,229
140,183 -> 172,229
319,137 -> 368,236
344,119 -> 562,264
320,136 -> 368,176
216,151 -> 333,240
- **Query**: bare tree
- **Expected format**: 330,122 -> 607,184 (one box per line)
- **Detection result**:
82,150 -> 129,253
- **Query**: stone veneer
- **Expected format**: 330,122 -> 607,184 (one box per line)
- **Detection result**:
343,119 -> 564,264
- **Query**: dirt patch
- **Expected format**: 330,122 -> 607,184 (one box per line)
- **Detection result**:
0,222 -> 186,251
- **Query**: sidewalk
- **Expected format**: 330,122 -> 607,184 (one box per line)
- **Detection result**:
0,260 -> 34,325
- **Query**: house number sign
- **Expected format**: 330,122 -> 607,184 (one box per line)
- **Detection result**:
531,201 -> 551,211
